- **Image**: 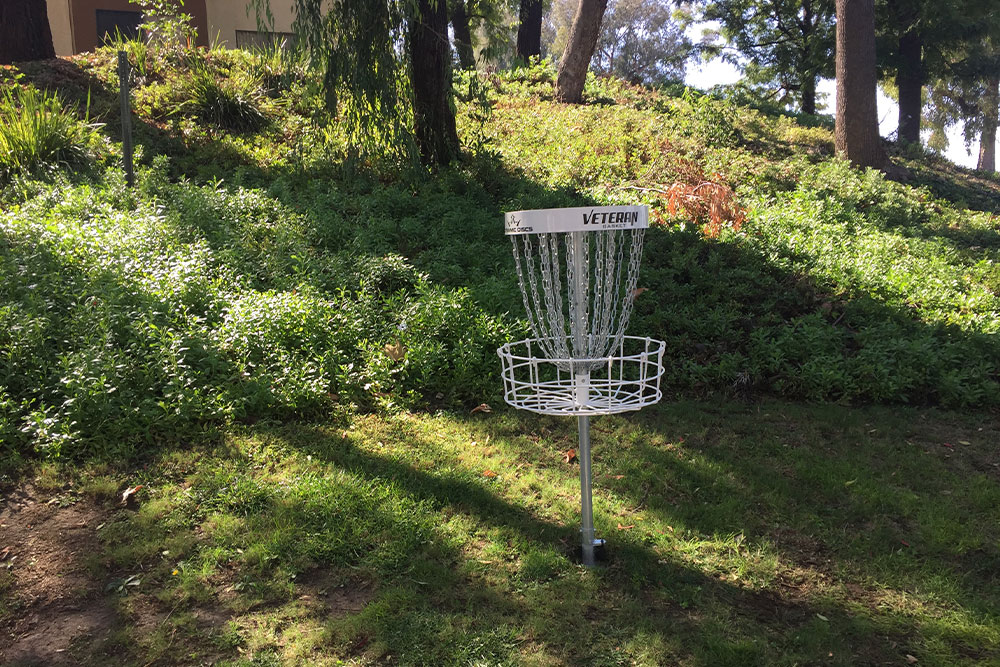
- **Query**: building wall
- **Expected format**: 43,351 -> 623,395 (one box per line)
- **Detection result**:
71,0 -> 209,52
45,0 -> 295,56
204,0 -> 296,48
46,0 -> 75,56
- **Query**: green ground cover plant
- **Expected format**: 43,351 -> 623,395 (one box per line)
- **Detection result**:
2,52 -> 1000,463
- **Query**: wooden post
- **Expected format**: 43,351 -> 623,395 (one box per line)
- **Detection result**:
118,50 -> 134,187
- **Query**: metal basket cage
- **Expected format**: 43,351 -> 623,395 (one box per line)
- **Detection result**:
498,335 -> 666,416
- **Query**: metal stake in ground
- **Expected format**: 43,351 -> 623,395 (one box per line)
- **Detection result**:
498,206 -> 666,567
117,51 -> 134,188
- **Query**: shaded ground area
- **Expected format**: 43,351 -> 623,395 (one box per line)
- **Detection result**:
0,485 -> 116,665
1,399 -> 997,665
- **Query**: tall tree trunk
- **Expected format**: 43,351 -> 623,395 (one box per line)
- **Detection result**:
410,0 -> 460,165
801,74 -> 817,115
800,0 -> 816,115
555,0 -> 609,104
0,0 -> 55,64
450,0 -> 476,70
516,0 -> 543,62
979,76 -> 999,172
896,28 -> 923,145
835,0 -> 886,170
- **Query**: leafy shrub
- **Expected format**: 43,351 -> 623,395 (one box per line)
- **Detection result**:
0,166 -> 515,460
184,67 -> 266,132
0,86 -> 97,180
102,31 -> 152,78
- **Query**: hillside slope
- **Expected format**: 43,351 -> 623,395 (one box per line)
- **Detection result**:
2,51 -> 1000,461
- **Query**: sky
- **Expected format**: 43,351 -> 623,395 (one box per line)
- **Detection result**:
682,49 -> 989,169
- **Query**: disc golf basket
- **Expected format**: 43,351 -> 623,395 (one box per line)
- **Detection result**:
497,205 -> 665,566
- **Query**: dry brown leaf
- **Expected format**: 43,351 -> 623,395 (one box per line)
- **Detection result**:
616,523 -> 635,530
120,485 -> 143,506
471,403 -> 493,414
383,340 -> 406,362
631,287 -> 649,301
562,448 -> 576,463
482,470 -> 497,478
611,474 -> 624,480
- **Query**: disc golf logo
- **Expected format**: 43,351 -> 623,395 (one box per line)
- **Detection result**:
505,214 -> 532,234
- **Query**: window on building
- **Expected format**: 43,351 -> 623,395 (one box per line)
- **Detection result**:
235,30 -> 296,50
96,9 -> 143,44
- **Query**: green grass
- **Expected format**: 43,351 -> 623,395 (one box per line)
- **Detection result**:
24,400 -> 1000,665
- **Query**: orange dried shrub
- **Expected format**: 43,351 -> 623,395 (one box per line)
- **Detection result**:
663,179 -> 746,238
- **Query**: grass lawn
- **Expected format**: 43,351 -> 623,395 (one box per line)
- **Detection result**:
3,398 -> 999,665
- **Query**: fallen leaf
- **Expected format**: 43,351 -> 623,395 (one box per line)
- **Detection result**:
616,523 -> 635,530
563,449 -> 576,463
383,340 -> 406,362
905,655 -> 918,664
844,479 -> 857,486
900,539 -> 911,547
816,613 -> 828,622
959,440 -> 971,445
0,547 -> 10,561
611,474 -> 624,480
482,470 -> 497,478
942,442 -> 954,449
631,287 -> 649,301
471,403 -> 493,414
120,485 -> 143,506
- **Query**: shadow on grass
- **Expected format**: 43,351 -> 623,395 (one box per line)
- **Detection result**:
252,419 -> 916,666
462,401 -> 1000,664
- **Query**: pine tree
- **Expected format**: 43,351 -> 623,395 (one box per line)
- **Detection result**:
517,0 -> 544,62
451,0 -> 477,70
555,0 -> 609,103
875,0 -> 993,146
0,0 -> 56,64
835,0 -> 886,169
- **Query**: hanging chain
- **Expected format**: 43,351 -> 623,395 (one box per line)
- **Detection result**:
510,227 -> 645,365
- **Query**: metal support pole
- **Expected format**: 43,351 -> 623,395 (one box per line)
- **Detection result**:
117,51 -> 134,188
578,413 -> 597,566
569,231 -> 601,566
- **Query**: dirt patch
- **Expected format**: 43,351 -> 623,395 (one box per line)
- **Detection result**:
295,568 -> 375,618
0,485 -> 118,666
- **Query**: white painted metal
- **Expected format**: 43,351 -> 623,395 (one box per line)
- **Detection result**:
498,205 -> 664,567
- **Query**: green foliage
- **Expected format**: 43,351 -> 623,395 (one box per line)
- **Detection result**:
0,161 -> 513,461
183,66 -> 267,132
691,0 -> 835,113
0,86 -> 99,181
5,46 -> 1000,465
103,30 -> 152,78
130,0 -> 199,54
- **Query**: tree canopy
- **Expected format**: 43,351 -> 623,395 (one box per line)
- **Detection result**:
693,0 -> 835,114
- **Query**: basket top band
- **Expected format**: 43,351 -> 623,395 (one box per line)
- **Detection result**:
505,206 -> 648,235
